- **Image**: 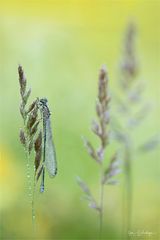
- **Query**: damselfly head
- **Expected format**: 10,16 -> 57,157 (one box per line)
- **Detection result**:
38,98 -> 48,109
38,98 -> 50,118
39,98 -> 48,106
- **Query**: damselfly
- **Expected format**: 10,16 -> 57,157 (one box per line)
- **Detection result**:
38,98 -> 57,192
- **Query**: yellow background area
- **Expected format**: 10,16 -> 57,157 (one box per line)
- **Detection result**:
0,0 -> 160,239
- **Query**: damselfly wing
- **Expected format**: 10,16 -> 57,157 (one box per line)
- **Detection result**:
44,112 -> 57,176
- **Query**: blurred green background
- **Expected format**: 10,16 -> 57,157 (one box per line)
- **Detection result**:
0,0 -> 160,239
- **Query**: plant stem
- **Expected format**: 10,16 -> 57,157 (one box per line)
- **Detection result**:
25,146 -> 36,234
25,150 -> 32,201
99,164 -> 104,239
32,175 -> 36,234
124,144 -> 132,239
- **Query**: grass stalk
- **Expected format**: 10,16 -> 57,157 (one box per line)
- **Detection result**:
18,65 -> 43,229
124,145 -> 132,237
114,22 -> 159,238
99,164 -> 104,238
77,66 -> 121,239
